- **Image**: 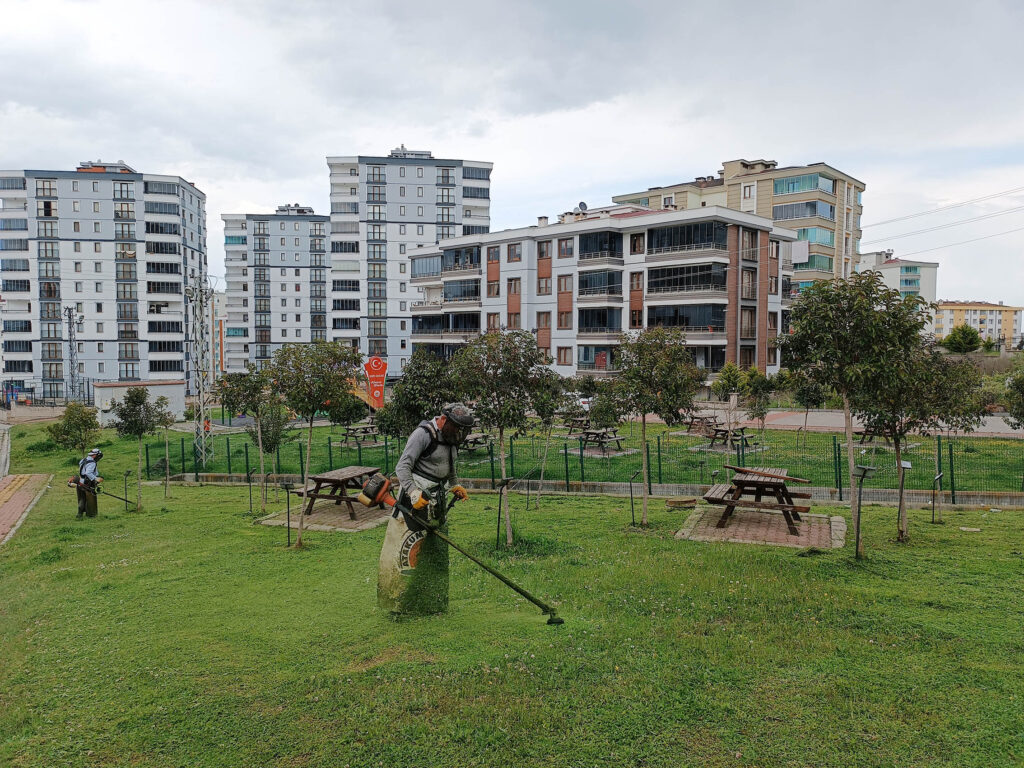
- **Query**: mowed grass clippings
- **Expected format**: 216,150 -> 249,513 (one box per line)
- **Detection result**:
0,433 -> 1021,766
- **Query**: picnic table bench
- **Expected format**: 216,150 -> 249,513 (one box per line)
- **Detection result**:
702,465 -> 811,535
462,432 -> 491,450
341,424 -> 379,443
708,426 -> 755,449
685,414 -> 721,435
293,465 -> 380,519
854,429 -> 892,445
580,427 -> 625,452
565,416 -> 591,435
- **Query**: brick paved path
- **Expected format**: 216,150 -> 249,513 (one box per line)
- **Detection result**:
260,496 -> 391,533
676,506 -> 846,549
0,474 -> 51,545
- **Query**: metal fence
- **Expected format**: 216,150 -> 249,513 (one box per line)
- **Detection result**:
144,426 -> 1024,497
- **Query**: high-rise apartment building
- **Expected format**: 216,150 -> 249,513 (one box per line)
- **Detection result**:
326,147 -> 492,372
857,249 -> 939,332
210,289 -> 226,380
934,301 -> 1023,347
613,158 -> 864,286
0,161 -> 206,399
222,204 -> 328,371
410,204 -> 797,376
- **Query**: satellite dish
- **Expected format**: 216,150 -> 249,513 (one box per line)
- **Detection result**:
578,201 -> 588,212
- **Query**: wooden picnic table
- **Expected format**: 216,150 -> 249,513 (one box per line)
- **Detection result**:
580,426 -> 625,452
854,429 -> 892,445
702,465 -> 811,535
462,432 -> 491,450
342,424 -> 379,442
295,465 -> 380,519
566,416 -> 591,435
685,414 -> 721,435
708,426 -> 754,449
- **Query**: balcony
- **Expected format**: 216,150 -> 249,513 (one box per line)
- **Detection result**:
577,250 -> 624,267
440,264 -> 481,277
576,361 -> 619,376
645,242 -> 728,264
577,326 -> 623,341
442,296 -> 482,309
436,174 -> 456,185
576,288 -> 624,305
441,329 -> 480,343
411,299 -> 444,314
645,284 -> 728,302
665,326 -> 726,342
740,247 -> 760,262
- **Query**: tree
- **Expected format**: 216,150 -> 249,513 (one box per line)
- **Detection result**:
1006,368 -> 1024,430
46,401 -> 100,457
789,370 -> 827,446
530,368 -> 570,509
271,341 -> 362,547
220,366 -> 277,515
326,393 -> 366,433
109,388 -> 171,512
776,271 -> 931,557
612,328 -> 703,526
248,402 -> 295,505
741,367 -> 775,435
941,323 -> 982,353
711,361 -> 742,402
374,348 -> 463,438
156,406 -> 176,498
853,343 -> 983,541
454,331 -> 546,546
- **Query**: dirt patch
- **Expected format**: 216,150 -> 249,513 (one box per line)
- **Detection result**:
348,645 -> 438,673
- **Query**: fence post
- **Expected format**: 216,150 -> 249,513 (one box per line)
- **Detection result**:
646,442 -> 653,494
578,438 -> 585,485
226,437 -> 232,476
831,435 -> 840,499
936,435 -> 943,492
657,434 -> 663,484
298,443 -> 304,482
383,435 -> 389,475
145,444 -> 151,480
180,437 -> 186,476
244,443 -> 250,478
509,438 -> 515,479
328,438 -> 333,470
948,442 -> 956,504
563,444 -> 570,492
276,446 -> 281,477
357,441 -> 362,466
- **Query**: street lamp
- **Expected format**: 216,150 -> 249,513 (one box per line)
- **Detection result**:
851,464 -> 876,560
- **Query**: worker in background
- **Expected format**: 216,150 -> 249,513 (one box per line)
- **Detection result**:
77,448 -> 103,519
378,403 -> 474,616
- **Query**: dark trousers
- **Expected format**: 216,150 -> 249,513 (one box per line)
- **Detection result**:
76,485 -> 97,518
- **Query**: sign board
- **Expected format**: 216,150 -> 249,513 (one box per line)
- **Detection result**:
364,356 -> 387,409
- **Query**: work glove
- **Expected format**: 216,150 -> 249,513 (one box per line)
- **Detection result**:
450,485 -> 469,501
409,488 -> 430,511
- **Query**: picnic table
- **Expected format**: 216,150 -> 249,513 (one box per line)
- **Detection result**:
708,426 -> 754,449
854,429 -> 892,445
565,416 -> 591,435
294,465 -> 380,519
462,432 -> 491,450
702,465 -> 811,535
685,414 -> 720,435
341,424 -> 379,443
580,427 -> 625,452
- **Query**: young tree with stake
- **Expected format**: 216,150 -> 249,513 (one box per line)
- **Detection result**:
220,366 -> 278,514
47,401 -> 100,457
271,341 -> 362,547
109,388 -> 172,512
612,327 -> 703,527
454,331 -> 546,546
530,367 -> 570,509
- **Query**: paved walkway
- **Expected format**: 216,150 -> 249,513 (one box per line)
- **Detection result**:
260,496 -> 391,533
733,410 -> 1022,438
0,473 -> 51,545
675,506 -> 847,549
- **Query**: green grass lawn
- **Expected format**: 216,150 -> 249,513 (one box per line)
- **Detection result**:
1,432 -> 1022,766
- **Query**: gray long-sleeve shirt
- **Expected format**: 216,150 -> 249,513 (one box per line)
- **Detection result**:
79,457 -> 99,483
395,418 -> 457,492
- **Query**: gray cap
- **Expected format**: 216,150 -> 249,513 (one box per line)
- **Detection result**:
442,402 -> 475,427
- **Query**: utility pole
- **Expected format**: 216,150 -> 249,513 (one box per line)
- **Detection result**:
185,278 -> 213,468
63,306 -> 81,401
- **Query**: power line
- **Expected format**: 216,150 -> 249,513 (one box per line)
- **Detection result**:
861,204 -> 1024,245
861,185 -> 1024,228
896,225 -> 1024,258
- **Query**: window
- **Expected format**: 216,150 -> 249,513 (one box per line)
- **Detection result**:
487,280 -> 500,297
537,311 -> 551,329
417,168 -> 423,178
487,246 -> 499,262
538,241 -> 551,259
768,312 -> 778,331
507,243 -> 522,262
630,309 -> 642,329
507,313 -> 521,329
557,347 -> 572,365
537,277 -> 551,295
417,225 -> 424,235
487,313 -> 501,330
400,206 -> 406,216
630,271 -> 643,291
741,269 -> 757,300
557,274 -> 572,293
740,308 -> 756,339
507,277 -> 520,295
558,238 -> 574,258
93,202 -> 101,213
558,311 -> 572,329
399,224 -> 406,235
630,233 -> 645,255
416,206 -> 423,217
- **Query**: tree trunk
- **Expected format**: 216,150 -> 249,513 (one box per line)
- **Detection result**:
497,427 -> 513,546
895,437 -> 909,542
535,425 -> 552,510
295,415 -> 314,548
163,428 -> 170,498
842,393 -> 860,556
136,438 -> 143,512
640,415 -> 649,527
256,413 -> 266,516
803,406 -> 810,447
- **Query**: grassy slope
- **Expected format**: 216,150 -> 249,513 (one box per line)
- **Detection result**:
0,429 -> 1022,766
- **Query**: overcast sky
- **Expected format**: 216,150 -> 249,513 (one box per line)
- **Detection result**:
4,0 -> 1023,304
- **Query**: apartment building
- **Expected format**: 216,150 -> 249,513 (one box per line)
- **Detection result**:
221,204 -> 328,371
0,161 -> 206,399
409,205 -> 797,377
858,249 -> 939,332
613,158 -> 864,285
210,290 -> 226,379
934,301 -> 1023,346
326,146 -> 492,372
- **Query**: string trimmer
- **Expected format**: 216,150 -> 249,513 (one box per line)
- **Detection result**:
358,473 -> 564,625
66,477 -> 137,509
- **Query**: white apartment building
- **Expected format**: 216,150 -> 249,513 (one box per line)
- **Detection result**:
858,249 -> 939,333
0,161 -> 206,400
410,205 -> 797,377
326,146 -> 492,371
222,204 -> 328,371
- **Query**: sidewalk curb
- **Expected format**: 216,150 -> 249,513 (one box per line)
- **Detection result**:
1,473 -> 53,547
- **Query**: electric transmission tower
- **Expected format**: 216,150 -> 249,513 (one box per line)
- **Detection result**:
63,306 -> 81,402
185,278 -> 214,468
